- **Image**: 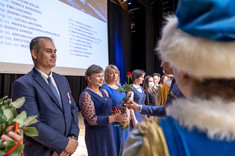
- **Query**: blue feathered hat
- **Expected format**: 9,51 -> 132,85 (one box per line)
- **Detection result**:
158,0 -> 235,79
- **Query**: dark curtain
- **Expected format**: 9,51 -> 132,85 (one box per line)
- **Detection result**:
0,74 -> 24,98
108,0 -> 132,84
0,73 -> 86,106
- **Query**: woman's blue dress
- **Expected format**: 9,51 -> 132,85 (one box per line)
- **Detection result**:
79,88 -> 116,156
101,84 -> 130,156
130,86 -> 146,128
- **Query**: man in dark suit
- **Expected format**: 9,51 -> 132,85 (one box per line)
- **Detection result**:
12,36 -> 79,156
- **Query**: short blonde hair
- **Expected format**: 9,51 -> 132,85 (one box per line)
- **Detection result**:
104,65 -> 120,84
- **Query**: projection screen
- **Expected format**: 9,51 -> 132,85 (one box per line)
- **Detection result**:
0,0 -> 108,76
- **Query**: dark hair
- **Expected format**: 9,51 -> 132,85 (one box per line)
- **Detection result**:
131,69 -> 145,82
85,64 -> 103,81
30,36 -> 53,52
143,76 -> 152,91
152,73 -> 161,78
159,75 -> 168,84
194,79 -> 235,101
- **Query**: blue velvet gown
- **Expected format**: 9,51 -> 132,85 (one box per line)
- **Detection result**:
79,88 -> 116,156
101,84 -> 130,156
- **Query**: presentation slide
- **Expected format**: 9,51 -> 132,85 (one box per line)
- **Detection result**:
0,0 -> 108,76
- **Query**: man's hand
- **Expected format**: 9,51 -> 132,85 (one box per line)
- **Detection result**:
126,101 -> 141,111
65,137 -> 78,154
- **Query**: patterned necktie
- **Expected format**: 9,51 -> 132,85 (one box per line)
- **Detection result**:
47,77 -> 62,107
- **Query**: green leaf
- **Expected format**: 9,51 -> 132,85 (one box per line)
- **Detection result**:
1,105 -> 9,110
0,98 -> 3,104
0,150 -> 6,155
11,97 -> 25,109
23,115 -> 37,126
7,117 -> 14,126
4,122 -> 9,129
13,111 -> 27,127
23,127 -> 39,136
27,119 -> 38,126
10,108 -> 18,117
3,109 -> 14,120
123,97 -> 129,102
15,144 -> 24,152
0,114 -> 7,124
5,140 -> 15,150
117,87 -> 125,92
9,150 -> 22,156
0,139 -> 3,145
0,124 -> 2,133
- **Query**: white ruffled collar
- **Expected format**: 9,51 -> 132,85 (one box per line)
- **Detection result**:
166,97 -> 235,141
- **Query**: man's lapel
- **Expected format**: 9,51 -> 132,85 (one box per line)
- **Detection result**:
32,68 -> 64,111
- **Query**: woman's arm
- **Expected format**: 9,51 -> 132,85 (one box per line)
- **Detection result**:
128,91 -> 138,127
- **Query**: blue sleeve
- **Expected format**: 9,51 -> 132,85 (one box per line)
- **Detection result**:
79,91 -> 109,126
140,105 -> 166,117
97,116 -> 109,125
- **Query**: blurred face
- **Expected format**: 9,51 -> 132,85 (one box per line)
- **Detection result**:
163,76 -> 170,84
135,73 -> 145,85
160,61 -> 173,74
107,68 -> 119,83
88,72 -> 104,88
32,39 -> 57,73
153,75 -> 160,86
148,77 -> 154,88
173,68 -> 192,98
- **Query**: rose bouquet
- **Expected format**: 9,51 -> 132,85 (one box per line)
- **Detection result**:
0,96 -> 38,156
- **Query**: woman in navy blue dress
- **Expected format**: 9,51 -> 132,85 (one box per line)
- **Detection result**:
101,65 -> 130,156
79,65 -> 127,156
128,69 -> 146,129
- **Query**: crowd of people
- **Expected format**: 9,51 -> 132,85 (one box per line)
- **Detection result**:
4,0 -> 235,155
7,36 -> 174,156
79,64 -> 175,156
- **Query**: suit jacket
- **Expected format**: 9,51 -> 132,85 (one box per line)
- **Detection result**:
140,105 -> 165,117
12,68 -> 79,156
